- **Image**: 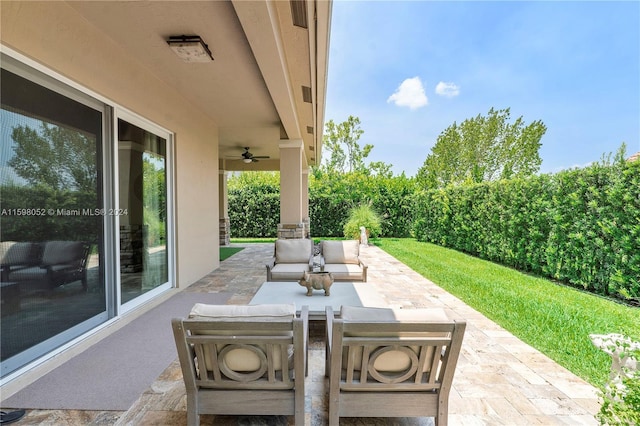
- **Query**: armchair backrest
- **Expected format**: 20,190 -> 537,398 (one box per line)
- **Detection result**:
173,304 -> 305,390
41,241 -> 89,267
321,240 -> 360,264
1,241 -> 41,267
330,306 -> 466,392
274,239 -> 313,264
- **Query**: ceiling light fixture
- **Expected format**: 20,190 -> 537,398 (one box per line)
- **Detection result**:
166,35 -> 214,62
243,158 -> 253,164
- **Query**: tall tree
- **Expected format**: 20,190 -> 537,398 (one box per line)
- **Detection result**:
321,116 -> 373,173
417,107 -> 546,188
8,122 -> 97,192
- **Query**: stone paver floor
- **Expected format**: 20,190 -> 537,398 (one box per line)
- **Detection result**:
9,243 -> 601,425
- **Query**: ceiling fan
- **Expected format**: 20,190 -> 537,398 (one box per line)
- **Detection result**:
239,147 -> 270,163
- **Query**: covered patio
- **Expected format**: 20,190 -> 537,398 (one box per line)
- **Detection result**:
8,243 -> 600,425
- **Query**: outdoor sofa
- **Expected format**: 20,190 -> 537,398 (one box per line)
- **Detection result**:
0,240 -> 90,291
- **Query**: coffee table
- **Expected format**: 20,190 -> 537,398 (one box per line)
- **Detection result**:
250,281 -> 386,320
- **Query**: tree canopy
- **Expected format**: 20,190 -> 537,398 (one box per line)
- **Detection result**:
416,107 -> 546,188
317,115 -> 393,177
8,122 -> 97,192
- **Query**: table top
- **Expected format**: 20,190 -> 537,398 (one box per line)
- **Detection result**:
249,281 -> 386,319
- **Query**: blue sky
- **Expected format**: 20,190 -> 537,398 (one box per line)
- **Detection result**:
323,1 -> 640,177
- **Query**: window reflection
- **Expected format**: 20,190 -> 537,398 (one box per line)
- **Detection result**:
118,119 -> 167,303
0,69 -> 105,376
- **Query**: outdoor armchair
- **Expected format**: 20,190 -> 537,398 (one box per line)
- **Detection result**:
172,303 -> 308,426
319,240 -> 367,281
265,238 -> 314,281
325,305 -> 466,426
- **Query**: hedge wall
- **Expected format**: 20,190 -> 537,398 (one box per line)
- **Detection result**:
228,172 -> 416,238
412,160 -> 640,300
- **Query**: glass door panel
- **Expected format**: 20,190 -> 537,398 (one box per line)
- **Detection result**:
117,119 -> 168,304
0,67 -> 106,377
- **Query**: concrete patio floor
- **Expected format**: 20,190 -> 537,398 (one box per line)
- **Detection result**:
11,243 -> 601,425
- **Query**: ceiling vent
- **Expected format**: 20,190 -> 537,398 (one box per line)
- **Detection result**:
306,126 -> 314,134
302,86 -> 312,103
291,0 -> 308,28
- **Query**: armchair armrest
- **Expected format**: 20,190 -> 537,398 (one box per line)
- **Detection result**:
325,306 -> 335,377
359,259 -> 368,282
265,257 -> 276,281
299,305 -> 309,376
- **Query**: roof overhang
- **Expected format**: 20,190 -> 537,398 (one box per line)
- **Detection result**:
63,0 -> 331,171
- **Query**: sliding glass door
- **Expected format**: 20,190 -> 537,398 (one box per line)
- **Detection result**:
117,117 -> 170,306
1,63 -> 107,377
1,53 -> 174,378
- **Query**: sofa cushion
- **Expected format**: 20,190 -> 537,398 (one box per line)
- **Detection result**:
190,303 -> 296,320
322,240 -> 359,265
340,306 -> 450,372
41,241 -> 85,266
322,264 -> 364,280
1,242 -> 40,266
7,266 -> 47,282
275,239 -> 312,264
189,303 -> 296,372
270,263 -> 310,281
341,306 -> 449,323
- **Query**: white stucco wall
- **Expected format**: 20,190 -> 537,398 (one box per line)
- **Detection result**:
1,1 -> 220,287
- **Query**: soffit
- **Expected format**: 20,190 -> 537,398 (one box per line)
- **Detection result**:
67,0 -> 327,170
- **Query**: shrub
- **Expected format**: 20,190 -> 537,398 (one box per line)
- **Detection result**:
596,338 -> 640,426
342,204 -> 382,240
412,157 -> 640,300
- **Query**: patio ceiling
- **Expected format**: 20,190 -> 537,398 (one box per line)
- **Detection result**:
68,0 -> 330,171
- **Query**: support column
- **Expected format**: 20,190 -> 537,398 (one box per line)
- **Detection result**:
278,140 -> 307,239
302,169 -> 310,238
218,170 -> 230,246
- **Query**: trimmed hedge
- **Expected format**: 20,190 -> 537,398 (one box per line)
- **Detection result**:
1,185 -> 100,244
229,172 -> 416,238
413,160 -> 640,300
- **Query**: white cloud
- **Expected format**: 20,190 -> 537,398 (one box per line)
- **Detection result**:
387,77 -> 428,109
435,81 -> 460,97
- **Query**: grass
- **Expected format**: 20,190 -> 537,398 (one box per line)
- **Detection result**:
230,238 -> 277,244
219,246 -> 244,261
376,238 -> 640,387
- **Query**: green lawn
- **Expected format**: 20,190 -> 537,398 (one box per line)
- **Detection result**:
219,246 -> 244,261
375,238 -> 640,387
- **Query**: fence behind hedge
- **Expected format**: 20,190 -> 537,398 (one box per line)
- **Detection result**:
412,160 -> 640,300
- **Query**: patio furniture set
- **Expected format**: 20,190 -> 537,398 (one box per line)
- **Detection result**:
172,239 -> 467,426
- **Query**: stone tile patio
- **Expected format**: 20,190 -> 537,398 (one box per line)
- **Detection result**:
9,243 -> 601,425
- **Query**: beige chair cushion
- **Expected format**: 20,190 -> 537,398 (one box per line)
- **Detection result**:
322,264 -> 363,280
322,240 -> 359,264
270,263 -> 310,281
189,303 -> 296,372
275,239 -> 312,264
341,306 -> 449,324
190,303 -> 296,320
340,306 -> 450,372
